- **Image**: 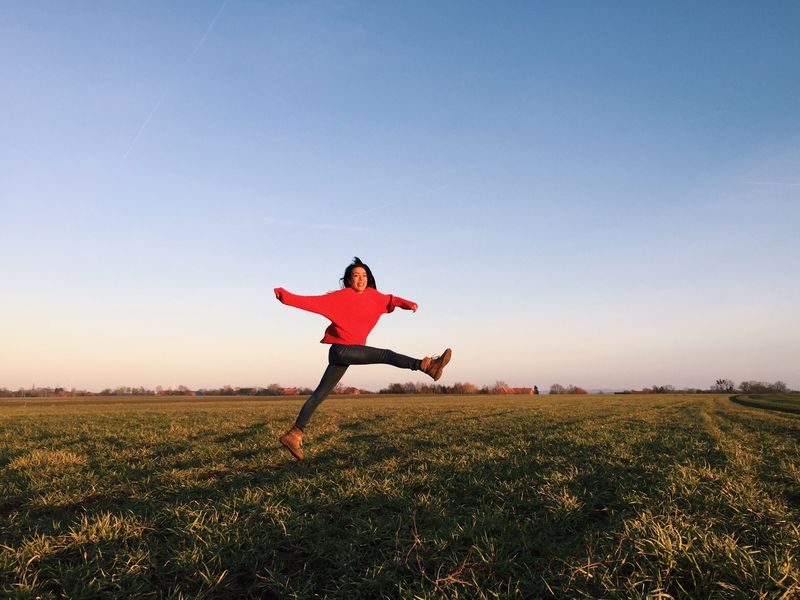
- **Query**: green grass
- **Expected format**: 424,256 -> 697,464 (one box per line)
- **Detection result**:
731,393 -> 800,415
1,394 -> 799,598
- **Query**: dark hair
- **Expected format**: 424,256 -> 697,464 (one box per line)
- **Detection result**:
341,256 -> 377,290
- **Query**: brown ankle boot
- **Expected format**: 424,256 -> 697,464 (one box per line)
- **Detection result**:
420,348 -> 452,381
279,426 -> 305,460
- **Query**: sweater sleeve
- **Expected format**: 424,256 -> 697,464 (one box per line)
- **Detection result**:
274,287 -> 343,320
386,294 -> 417,312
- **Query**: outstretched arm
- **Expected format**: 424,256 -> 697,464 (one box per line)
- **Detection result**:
274,287 -> 343,320
387,294 -> 418,313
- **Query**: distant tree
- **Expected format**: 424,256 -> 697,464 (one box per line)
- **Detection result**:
490,380 -> 509,394
740,380 -> 770,394
553,384 -> 588,394
380,383 -> 406,394
452,382 -> 478,395
713,379 -> 736,393
738,380 -> 788,394
646,384 -> 675,394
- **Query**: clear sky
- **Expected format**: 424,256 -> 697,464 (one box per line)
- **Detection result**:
2,1 -> 799,392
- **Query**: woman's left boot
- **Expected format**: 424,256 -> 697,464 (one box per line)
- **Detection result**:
279,426 -> 305,460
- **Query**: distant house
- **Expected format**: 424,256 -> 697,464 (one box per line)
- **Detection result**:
334,387 -> 361,395
281,387 -> 300,396
499,386 -> 534,395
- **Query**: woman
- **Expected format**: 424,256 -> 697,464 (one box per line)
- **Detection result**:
275,257 -> 452,460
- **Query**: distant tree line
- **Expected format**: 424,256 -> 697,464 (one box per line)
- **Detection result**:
1,379 -> 794,398
615,385 -> 680,394
711,379 -> 788,394
380,381 -> 479,394
197,384 -> 314,396
379,381 -> 536,395
614,380 -> 793,395
0,384 -> 315,398
549,384 -> 587,395
0,386 -> 152,398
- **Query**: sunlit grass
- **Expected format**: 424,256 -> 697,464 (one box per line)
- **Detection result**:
1,394 -> 798,598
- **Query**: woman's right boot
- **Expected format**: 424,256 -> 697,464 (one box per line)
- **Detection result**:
279,426 -> 305,460
420,348 -> 452,381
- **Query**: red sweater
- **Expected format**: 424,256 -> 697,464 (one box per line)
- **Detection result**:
274,286 -> 417,345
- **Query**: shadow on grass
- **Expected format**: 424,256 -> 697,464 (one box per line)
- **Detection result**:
214,421 -> 273,445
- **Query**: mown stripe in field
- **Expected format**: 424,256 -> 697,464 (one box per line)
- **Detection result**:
730,393 -> 800,416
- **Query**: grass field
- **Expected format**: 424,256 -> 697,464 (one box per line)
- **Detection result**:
1,394 -> 799,599
731,393 -> 800,416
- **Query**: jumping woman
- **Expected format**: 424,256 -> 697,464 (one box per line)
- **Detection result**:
275,257 -> 452,460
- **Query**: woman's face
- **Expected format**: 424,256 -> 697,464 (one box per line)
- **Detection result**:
350,266 -> 368,293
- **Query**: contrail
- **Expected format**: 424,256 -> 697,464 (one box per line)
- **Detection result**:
121,0 -> 230,162
184,0 -> 230,67
745,181 -> 800,187
121,93 -> 167,162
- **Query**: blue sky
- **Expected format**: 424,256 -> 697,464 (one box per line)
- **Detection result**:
2,1 -> 798,392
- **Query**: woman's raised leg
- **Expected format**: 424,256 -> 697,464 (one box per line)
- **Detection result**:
329,344 -> 421,370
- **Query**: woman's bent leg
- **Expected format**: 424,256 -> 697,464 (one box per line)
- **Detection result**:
294,364 -> 348,430
329,344 -> 421,370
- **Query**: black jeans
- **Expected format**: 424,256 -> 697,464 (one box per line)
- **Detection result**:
294,344 -> 422,430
